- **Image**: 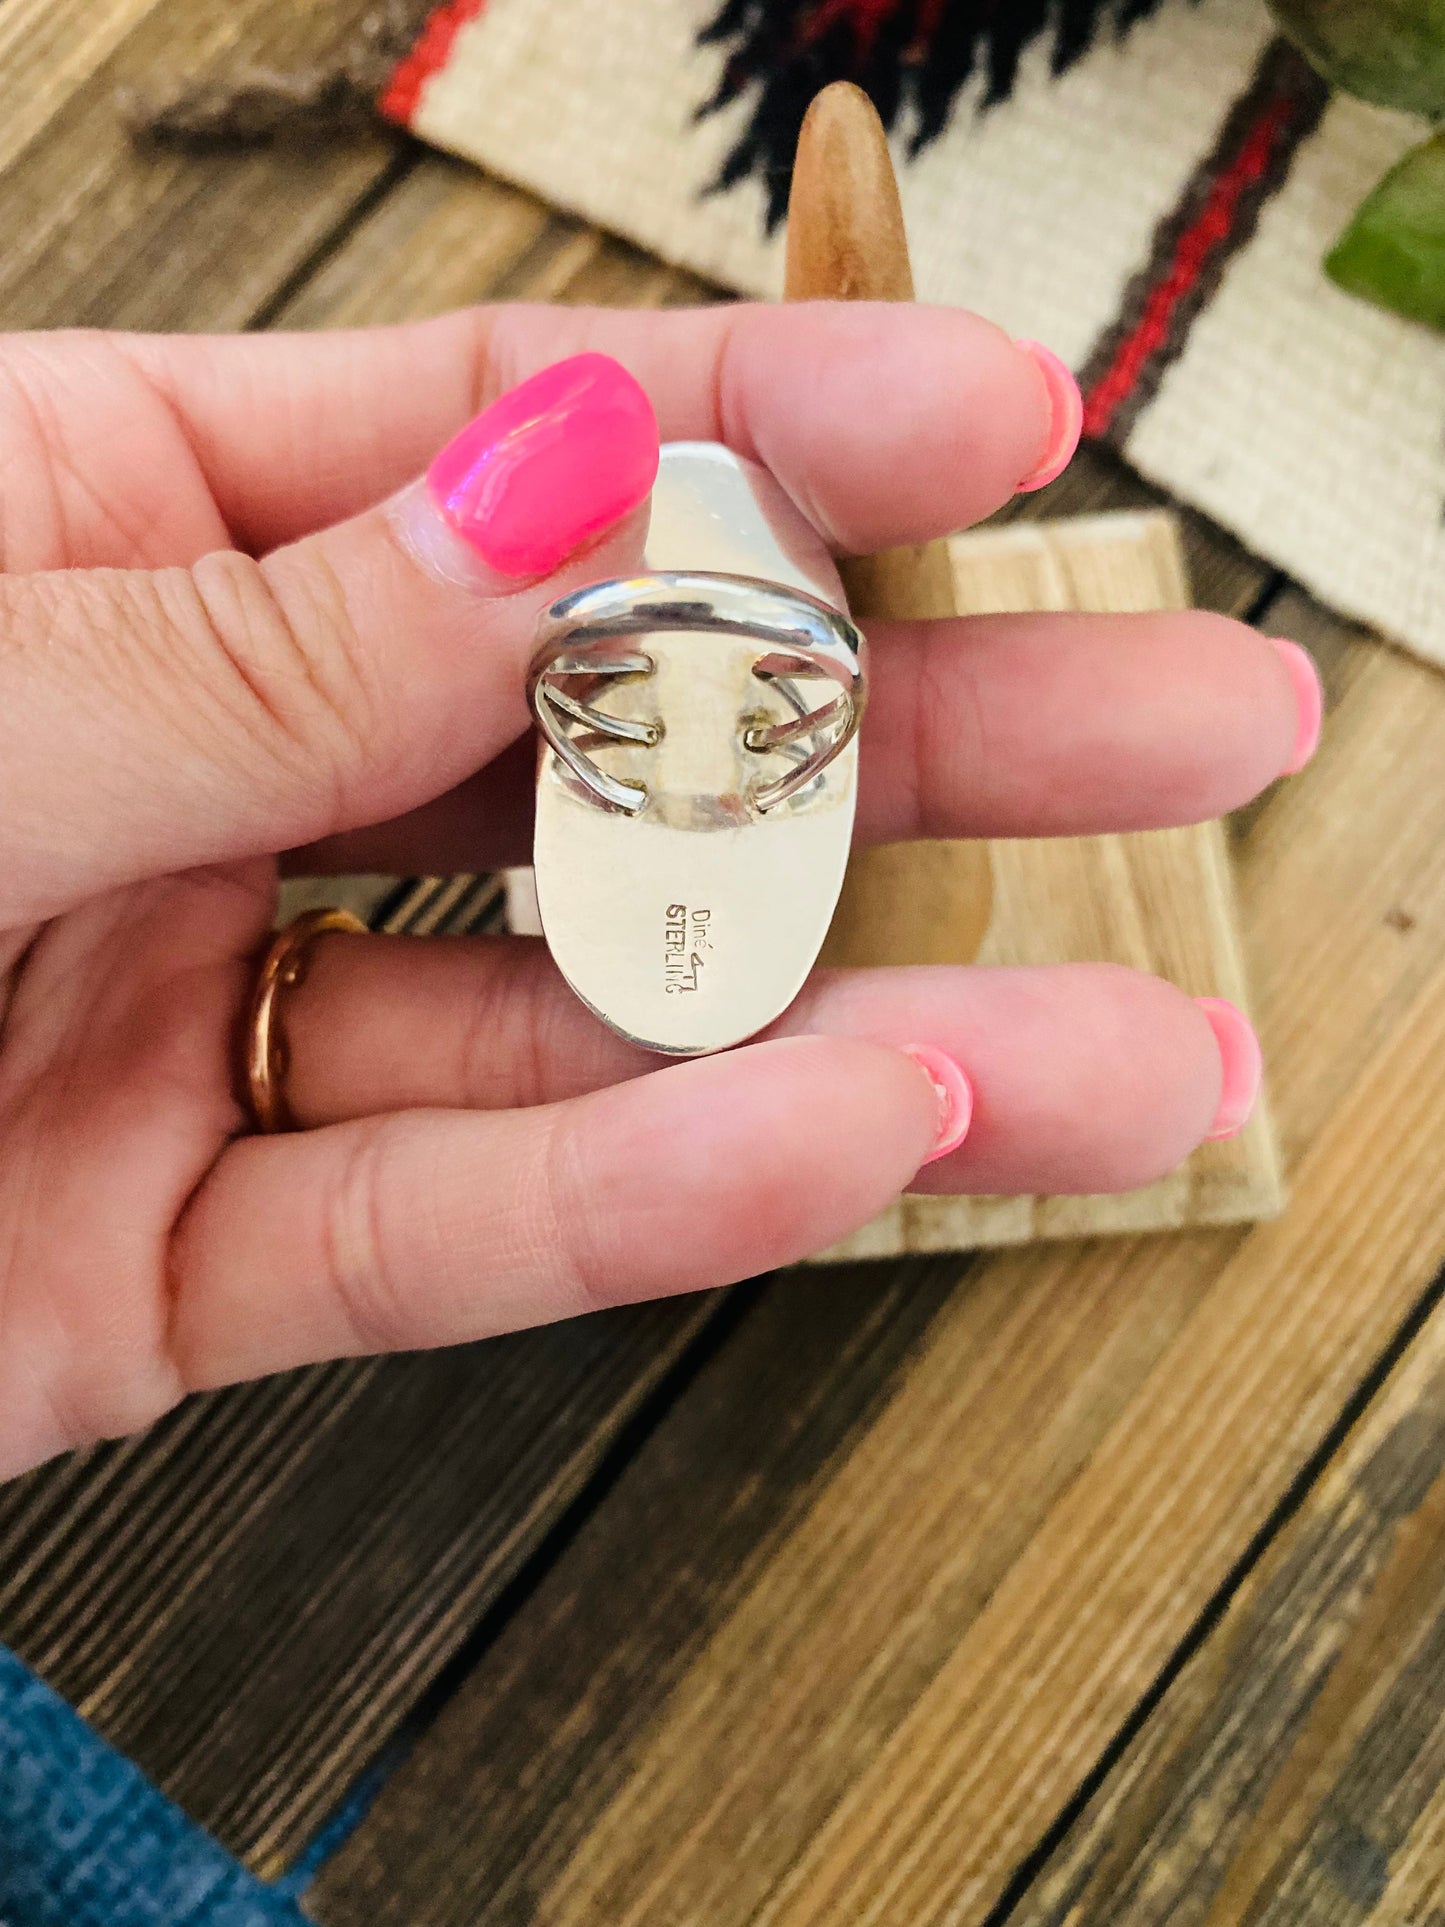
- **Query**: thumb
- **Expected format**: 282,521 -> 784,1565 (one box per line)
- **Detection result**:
0,353 -> 658,924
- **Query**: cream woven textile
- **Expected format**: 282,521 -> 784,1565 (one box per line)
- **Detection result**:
385,0 -> 1444,667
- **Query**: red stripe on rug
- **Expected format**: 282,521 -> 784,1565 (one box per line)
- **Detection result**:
796,0 -> 909,57
379,0 -> 489,127
1081,93 -> 1294,440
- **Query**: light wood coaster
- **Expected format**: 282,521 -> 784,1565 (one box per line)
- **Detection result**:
815,506 -> 1283,1256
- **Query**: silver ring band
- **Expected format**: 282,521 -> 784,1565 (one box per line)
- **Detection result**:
528,570 -> 866,817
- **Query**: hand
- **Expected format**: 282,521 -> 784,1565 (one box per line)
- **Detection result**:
0,303 -> 1315,1478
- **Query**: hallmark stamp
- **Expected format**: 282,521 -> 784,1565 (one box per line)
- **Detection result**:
664,903 -> 713,993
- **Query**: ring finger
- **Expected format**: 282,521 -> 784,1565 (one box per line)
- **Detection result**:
276,929 -> 1252,1197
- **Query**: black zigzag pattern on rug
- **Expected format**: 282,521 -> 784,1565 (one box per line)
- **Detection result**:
698,0 -> 1182,227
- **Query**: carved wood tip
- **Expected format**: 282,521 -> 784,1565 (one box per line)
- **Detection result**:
784,81 -> 913,304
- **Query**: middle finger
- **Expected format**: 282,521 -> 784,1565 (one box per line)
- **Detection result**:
289,609 -> 1314,874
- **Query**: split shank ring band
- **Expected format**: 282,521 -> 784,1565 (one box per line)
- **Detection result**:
527,570 -> 867,818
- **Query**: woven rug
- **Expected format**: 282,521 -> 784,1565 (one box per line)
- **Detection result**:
379,0 -> 1445,671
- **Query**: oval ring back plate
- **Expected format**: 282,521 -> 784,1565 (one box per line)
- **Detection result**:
531,443 -> 863,1055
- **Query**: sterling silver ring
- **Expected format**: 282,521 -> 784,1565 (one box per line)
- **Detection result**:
527,571 -> 866,817
526,440 -> 868,1057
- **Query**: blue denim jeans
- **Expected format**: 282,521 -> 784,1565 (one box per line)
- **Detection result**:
0,1646 -> 307,1927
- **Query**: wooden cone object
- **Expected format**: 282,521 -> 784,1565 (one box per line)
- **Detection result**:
785,80 -> 993,967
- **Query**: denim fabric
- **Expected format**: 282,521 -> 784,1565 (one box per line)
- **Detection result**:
0,1646 -> 308,1927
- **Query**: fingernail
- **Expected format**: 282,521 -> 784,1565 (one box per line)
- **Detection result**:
1014,340 -> 1084,492
425,352 -> 659,578
1195,998 -> 1263,1141
1269,637 -> 1323,775
900,1045 -> 975,1165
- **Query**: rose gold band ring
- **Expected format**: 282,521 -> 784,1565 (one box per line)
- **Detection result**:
244,906 -> 367,1132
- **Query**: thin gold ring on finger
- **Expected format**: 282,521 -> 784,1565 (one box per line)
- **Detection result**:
245,907 -> 367,1133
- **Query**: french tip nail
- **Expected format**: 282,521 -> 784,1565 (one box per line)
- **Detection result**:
1014,339 -> 1084,493
424,351 -> 659,579
901,1045 -> 975,1164
1268,637 -> 1324,775
1194,998 -> 1263,1142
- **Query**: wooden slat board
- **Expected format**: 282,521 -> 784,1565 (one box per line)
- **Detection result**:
1018,1267 -> 1445,1923
0,0 -> 405,334
3,14 -> 1445,1919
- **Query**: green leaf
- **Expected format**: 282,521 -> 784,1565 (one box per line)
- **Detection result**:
1326,130 -> 1445,327
1268,0 -> 1445,116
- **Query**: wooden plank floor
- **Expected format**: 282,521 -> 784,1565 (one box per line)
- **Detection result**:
2,4 -> 1444,1920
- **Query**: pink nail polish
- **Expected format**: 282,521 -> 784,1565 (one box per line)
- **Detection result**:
425,353 -> 659,578
1015,340 -> 1084,493
901,1045 -> 975,1164
1195,998 -> 1263,1142
1269,638 -> 1323,775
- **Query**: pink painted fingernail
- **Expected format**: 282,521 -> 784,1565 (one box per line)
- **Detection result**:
1195,998 -> 1263,1141
425,352 -> 659,578
1269,637 -> 1323,775
1015,340 -> 1084,492
901,1045 -> 975,1164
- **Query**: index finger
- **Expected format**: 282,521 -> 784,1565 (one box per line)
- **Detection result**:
120,301 -> 1064,554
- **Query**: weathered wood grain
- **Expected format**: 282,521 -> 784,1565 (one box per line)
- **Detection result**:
309,1231 -> 1231,1924
272,146 -> 719,330
0,0 -> 164,177
1014,1272 -> 1445,1925
977,599 -> 1445,1927
302,1259 -> 973,1920
0,1306 -> 722,1873
0,0 -> 403,333
311,626 -> 1445,1923
272,161 -> 561,330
